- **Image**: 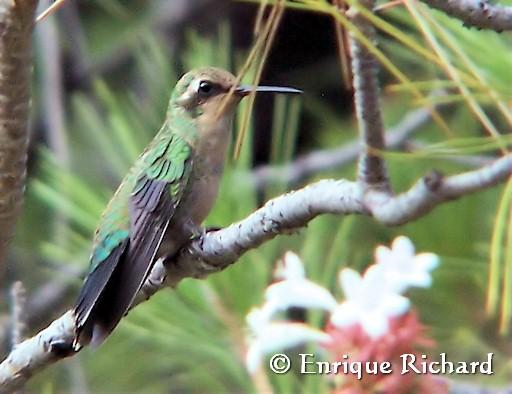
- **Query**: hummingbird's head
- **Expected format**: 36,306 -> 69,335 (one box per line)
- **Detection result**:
171,67 -> 302,119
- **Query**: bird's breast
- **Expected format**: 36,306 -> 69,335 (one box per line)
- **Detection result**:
157,157 -> 222,258
184,118 -> 231,225
158,117 -> 232,257
185,159 -> 223,225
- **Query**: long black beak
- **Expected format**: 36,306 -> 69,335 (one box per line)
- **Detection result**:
235,84 -> 303,96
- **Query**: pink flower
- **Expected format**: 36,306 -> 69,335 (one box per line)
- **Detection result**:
323,311 -> 448,394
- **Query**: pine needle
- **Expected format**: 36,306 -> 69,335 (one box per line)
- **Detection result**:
233,0 -> 285,160
487,179 -> 512,317
36,0 -> 67,23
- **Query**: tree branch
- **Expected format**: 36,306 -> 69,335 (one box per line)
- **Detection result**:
367,153 -> 512,225
1,154 -> 510,392
419,0 -> 512,32
0,0 -> 38,282
175,180 -> 366,270
349,0 -> 389,189
0,312 -> 75,392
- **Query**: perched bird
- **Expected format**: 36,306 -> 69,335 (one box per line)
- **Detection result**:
74,67 -> 301,347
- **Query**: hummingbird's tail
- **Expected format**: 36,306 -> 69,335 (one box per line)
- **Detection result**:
74,196 -> 174,347
74,238 -> 129,347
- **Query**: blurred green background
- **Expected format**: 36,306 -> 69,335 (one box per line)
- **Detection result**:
1,0 -> 512,392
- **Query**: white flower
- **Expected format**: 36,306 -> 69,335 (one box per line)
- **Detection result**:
244,252 -> 334,374
245,319 -> 330,374
265,252 -> 337,313
375,236 -> 439,293
274,251 -> 305,281
330,265 -> 410,338
246,304 -> 276,333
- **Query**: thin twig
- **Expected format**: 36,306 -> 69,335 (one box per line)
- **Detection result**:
419,0 -> 512,32
36,0 -> 68,164
8,282 -> 27,394
9,282 -> 26,348
347,0 -> 389,189
0,268 -> 80,353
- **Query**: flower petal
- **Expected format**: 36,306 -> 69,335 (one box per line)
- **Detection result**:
246,304 -> 276,332
364,264 -> 387,285
275,252 -> 305,280
402,272 -> 432,288
259,322 -> 330,353
339,268 -> 362,299
246,321 -> 329,374
361,312 -> 389,338
266,279 -> 337,312
375,245 -> 392,264
374,237 -> 440,293
414,253 -> 439,271
330,302 -> 360,328
246,343 -> 263,374
380,294 -> 410,317
392,236 -> 415,257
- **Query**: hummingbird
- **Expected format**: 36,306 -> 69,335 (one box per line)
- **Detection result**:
73,67 -> 302,347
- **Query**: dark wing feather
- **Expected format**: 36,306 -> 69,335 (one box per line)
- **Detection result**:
74,238 -> 129,329
76,133 -> 192,346
87,180 -> 174,344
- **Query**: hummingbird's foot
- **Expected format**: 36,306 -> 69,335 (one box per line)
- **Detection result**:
189,225 -> 223,244
183,220 -> 222,241
182,220 -> 204,240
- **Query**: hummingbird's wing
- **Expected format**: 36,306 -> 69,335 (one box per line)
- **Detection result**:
74,190 -> 132,338
74,132 -> 192,346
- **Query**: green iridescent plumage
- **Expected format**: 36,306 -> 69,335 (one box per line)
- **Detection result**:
75,121 -> 193,345
89,126 -> 191,272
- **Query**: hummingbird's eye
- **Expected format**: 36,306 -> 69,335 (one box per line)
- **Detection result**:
198,81 -> 213,96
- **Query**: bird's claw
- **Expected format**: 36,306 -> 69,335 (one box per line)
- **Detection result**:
184,220 -> 222,241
